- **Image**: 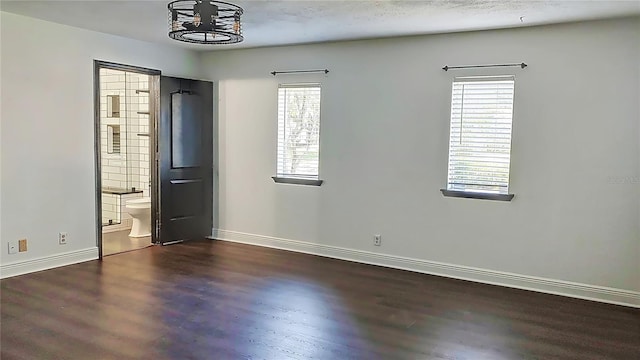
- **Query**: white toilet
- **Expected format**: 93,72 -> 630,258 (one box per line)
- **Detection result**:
125,197 -> 151,237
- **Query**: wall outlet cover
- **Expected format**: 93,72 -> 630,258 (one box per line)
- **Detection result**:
59,232 -> 68,245
8,241 -> 18,254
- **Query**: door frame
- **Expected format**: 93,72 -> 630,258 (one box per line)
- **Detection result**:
93,60 -> 161,259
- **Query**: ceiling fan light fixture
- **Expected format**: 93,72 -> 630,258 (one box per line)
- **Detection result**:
168,0 -> 243,44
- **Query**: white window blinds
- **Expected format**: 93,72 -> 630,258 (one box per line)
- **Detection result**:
277,84 -> 322,179
446,76 -> 515,194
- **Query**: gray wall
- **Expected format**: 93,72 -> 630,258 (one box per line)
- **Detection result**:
200,17 -> 640,294
0,12 -> 200,270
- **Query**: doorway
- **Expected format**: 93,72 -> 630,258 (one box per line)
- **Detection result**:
94,61 -> 160,257
94,61 -> 215,257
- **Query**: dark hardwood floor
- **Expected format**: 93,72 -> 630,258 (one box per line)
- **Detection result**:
1,240 -> 638,359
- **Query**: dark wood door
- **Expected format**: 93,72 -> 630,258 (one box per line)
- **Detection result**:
159,76 -> 213,245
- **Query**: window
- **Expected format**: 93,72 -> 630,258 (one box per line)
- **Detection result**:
442,76 -> 515,201
273,83 -> 323,186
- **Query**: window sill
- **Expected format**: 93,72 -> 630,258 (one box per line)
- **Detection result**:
272,177 -> 323,186
440,189 -> 514,202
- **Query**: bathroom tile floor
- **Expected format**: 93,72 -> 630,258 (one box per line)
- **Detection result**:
102,230 -> 152,256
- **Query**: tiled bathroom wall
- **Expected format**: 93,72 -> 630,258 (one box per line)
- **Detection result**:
101,193 -> 121,225
100,69 -> 150,192
126,72 -> 151,195
100,68 -> 151,231
100,69 -> 127,189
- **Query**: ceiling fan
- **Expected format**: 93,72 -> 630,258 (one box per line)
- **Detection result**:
168,0 -> 243,44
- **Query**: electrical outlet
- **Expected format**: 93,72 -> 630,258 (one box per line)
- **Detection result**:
374,234 -> 382,246
18,239 -> 27,252
59,232 -> 68,245
8,241 -> 18,254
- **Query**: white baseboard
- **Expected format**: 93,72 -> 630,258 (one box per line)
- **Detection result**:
211,229 -> 640,308
0,247 -> 99,279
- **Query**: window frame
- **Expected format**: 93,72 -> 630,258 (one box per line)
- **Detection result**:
272,82 -> 324,186
441,75 -> 516,201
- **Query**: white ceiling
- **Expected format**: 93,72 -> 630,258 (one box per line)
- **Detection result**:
2,0 -> 639,51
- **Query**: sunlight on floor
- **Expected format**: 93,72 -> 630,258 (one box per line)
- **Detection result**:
103,230 -> 151,256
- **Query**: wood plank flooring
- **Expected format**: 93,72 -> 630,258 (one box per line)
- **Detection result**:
1,240 -> 639,359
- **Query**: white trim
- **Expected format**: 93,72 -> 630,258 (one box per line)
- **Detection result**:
210,229 -> 640,308
0,247 -> 99,279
